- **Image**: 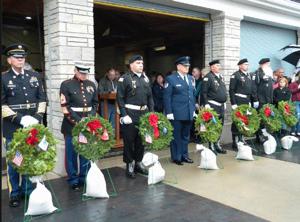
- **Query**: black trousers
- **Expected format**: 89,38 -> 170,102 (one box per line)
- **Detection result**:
121,123 -> 144,163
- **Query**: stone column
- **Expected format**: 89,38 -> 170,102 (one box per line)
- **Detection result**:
204,12 -> 243,144
44,0 -> 94,175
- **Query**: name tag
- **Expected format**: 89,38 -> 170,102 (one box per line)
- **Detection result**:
176,84 -> 182,87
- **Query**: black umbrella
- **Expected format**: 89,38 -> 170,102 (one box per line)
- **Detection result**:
280,44 -> 300,66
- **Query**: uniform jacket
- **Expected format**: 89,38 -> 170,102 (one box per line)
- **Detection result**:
152,83 -> 164,112
229,70 -> 258,105
254,68 -> 273,105
60,76 -> 98,135
2,68 -> 46,138
117,71 -> 154,123
163,71 -> 195,121
201,71 -> 227,105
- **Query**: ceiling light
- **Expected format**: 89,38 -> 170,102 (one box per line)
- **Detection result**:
153,46 -> 166,51
25,16 -> 32,20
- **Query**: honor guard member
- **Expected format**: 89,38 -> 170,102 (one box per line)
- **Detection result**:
229,58 -> 258,149
201,60 -> 227,154
254,58 -> 273,143
163,56 -> 196,165
2,44 -> 46,207
60,62 -> 98,190
117,55 -> 154,178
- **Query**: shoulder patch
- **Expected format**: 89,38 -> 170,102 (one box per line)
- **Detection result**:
118,77 -> 124,82
230,75 -> 235,79
203,77 -> 208,81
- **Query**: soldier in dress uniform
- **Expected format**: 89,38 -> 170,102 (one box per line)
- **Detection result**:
201,60 -> 227,154
163,56 -> 196,165
2,44 -> 46,207
229,58 -> 259,149
254,58 -> 274,143
117,55 -> 154,178
59,62 -> 98,190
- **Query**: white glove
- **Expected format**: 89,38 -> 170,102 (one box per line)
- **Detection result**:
253,101 -> 259,109
231,104 -> 238,110
204,104 -> 211,109
195,103 -> 200,110
120,115 -> 132,124
224,103 -> 227,110
166,113 -> 174,120
20,115 -> 39,128
193,112 -> 197,118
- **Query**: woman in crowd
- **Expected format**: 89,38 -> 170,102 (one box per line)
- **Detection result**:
152,73 -> 165,113
273,77 -> 291,107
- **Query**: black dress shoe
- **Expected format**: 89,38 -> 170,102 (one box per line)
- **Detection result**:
9,195 -> 20,207
126,162 -> 136,179
182,157 -> 193,163
173,160 -> 184,165
135,162 -> 148,175
71,183 -> 80,191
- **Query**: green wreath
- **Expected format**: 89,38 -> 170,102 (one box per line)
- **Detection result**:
232,104 -> 260,137
6,124 -> 57,176
195,108 -> 223,143
278,101 -> 298,127
138,112 -> 173,150
72,115 -> 115,161
259,104 -> 282,133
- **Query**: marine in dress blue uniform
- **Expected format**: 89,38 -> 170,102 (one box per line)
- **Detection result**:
60,62 -> 98,190
2,44 -> 46,207
163,56 -> 196,165
201,60 -> 227,154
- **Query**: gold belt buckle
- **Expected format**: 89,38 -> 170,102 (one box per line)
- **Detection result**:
83,107 -> 88,112
26,104 -> 31,109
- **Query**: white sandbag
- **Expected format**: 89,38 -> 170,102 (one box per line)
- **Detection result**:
236,142 -> 254,161
263,134 -> 277,155
142,152 -> 159,167
196,144 -> 219,170
148,161 -> 165,185
25,181 -> 57,216
84,162 -> 109,198
281,136 -> 299,150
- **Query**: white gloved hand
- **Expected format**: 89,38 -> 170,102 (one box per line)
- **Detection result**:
224,103 -> 227,110
193,112 -> 197,118
166,114 -> 174,120
204,104 -> 211,109
120,115 -> 132,124
253,101 -> 259,109
195,103 -> 200,110
231,104 -> 238,110
20,115 -> 39,128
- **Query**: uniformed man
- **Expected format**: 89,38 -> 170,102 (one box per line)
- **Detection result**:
254,58 -> 273,143
229,58 -> 259,149
60,62 -> 98,190
201,60 -> 227,154
163,56 -> 196,165
2,44 -> 46,207
117,55 -> 154,178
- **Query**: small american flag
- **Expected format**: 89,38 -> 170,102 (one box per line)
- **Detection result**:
13,151 -> 23,167
78,132 -> 88,144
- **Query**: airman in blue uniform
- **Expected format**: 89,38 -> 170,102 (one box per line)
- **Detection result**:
163,56 -> 196,165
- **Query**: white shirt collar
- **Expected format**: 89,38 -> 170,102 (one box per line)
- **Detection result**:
12,67 -> 24,75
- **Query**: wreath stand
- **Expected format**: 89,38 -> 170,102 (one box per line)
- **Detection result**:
23,175 -> 61,222
81,160 -> 118,201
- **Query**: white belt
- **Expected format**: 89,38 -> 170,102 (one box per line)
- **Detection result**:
71,107 -> 92,112
208,100 -> 222,106
235,93 -> 248,98
125,104 -> 147,110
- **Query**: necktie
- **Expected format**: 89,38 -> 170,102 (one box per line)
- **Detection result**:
184,75 -> 188,85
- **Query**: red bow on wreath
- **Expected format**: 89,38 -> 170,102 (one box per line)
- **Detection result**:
149,114 -> 160,139
284,104 -> 290,115
87,120 -> 102,134
26,128 -> 39,146
235,111 -> 249,125
202,111 -> 213,122
264,106 -> 272,117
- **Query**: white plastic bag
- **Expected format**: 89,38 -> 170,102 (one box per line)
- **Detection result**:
142,152 -> 159,167
196,144 -> 219,170
281,136 -> 299,150
263,132 -> 277,155
25,181 -> 57,216
236,142 -> 254,161
148,161 -> 165,185
84,162 -> 109,198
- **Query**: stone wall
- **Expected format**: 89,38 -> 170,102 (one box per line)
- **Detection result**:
44,0 -> 94,175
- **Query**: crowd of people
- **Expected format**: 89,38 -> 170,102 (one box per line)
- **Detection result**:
2,43 -> 300,208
